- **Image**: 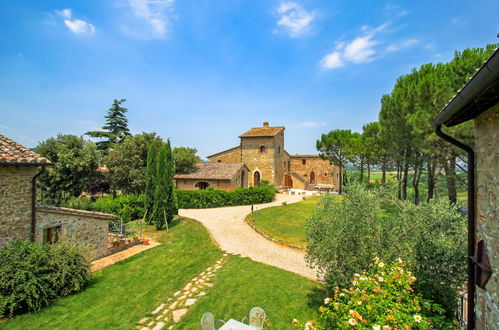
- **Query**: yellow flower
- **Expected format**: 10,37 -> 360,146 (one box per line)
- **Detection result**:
372,326 -> 381,330
354,273 -> 360,278
414,315 -> 422,323
373,257 -> 380,262
396,258 -> 403,263
339,293 -> 345,297
349,310 -> 362,320
357,301 -> 362,305
348,318 -> 358,326
378,277 -> 384,282
382,326 -> 392,330
387,315 -> 395,321
304,321 -> 315,329
291,319 -> 298,326
319,306 -> 325,313
324,297 -> 332,305
378,262 -> 385,268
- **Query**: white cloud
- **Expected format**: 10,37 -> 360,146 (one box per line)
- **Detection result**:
320,24 -> 389,70
386,38 -> 418,52
0,124 -> 8,130
299,121 -> 327,128
277,2 -> 315,37
56,8 -> 95,35
321,51 -> 344,69
128,0 -> 174,37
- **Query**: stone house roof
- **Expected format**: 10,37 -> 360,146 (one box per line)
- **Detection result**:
0,133 -> 52,165
239,126 -> 285,138
206,146 -> 240,159
174,162 -> 247,181
36,204 -> 118,220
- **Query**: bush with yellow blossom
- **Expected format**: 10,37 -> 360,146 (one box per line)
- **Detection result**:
293,259 -> 452,329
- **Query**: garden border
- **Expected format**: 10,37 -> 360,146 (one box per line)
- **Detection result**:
244,215 -> 306,252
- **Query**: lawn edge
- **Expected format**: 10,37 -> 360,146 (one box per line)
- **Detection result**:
244,214 -> 306,252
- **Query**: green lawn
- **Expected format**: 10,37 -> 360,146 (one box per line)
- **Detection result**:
1,218 -> 321,329
248,196 -> 322,249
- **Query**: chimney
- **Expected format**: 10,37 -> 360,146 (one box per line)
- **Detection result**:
263,122 -> 269,127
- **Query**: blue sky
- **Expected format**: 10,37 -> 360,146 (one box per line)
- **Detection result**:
1,1 -> 498,158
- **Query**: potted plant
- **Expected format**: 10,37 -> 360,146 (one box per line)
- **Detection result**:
112,240 -> 120,248
119,239 -> 126,247
141,238 -> 150,245
134,235 -> 140,243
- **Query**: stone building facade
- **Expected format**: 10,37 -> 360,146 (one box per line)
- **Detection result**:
206,122 -> 339,191
174,162 -> 248,191
0,133 -> 116,258
474,104 -> 499,329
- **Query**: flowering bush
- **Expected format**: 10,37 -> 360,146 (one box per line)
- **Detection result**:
293,259 -> 452,329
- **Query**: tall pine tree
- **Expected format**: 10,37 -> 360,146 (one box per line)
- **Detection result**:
144,140 -> 159,224
86,99 -> 131,152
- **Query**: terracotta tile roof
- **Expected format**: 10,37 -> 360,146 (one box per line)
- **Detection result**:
0,133 -> 52,165
239,126 -> 285,137
206,146 -> 241,159
174,162 -> 247,180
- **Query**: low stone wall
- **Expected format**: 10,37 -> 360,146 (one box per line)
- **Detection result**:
35,205 -> 117,259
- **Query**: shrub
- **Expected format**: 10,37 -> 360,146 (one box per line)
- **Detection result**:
292,259 -> 451,329
0,240 -> 91,316
306,183 -> 466,316
176,185 -> 275,209
62,194 -> 145,222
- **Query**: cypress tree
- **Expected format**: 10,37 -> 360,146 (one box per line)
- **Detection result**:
152,144 -> 168,230
164,140 -> 178,221
144,140 -> 159,224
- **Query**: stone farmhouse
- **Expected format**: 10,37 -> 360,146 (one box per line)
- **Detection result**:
174,122 -> 340,191
0,134 -> 116,258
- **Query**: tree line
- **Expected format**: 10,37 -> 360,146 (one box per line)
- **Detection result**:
35,99 -> 201,204
317,44 -> 497,204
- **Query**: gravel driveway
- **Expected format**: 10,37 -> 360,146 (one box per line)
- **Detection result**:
179,194 -> 319,281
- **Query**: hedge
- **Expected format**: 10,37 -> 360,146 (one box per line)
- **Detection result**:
176,186 -> 275,209
0,240 -> 91,316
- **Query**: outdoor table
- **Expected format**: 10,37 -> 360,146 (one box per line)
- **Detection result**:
218,318 -> 253,330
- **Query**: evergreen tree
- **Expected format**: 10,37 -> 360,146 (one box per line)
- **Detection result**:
165,140 -> 178,219
152,144 -> 168,229
86,99 -> 131,152
144,140 -> 159,224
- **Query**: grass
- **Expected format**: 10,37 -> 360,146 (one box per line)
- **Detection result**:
1,218 -> 321,329
248,196 -> 322,248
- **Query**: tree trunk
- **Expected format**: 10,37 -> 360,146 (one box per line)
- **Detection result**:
412,161 -> 423,205
367,163 -> 371,186
426,161 -> 436,202
381,163 -> 386,185
444,155 -> 457,204
360,161 -> 364,184
402,160 -> 409,200
397,162 -> 402,200
339,162 -> 344,194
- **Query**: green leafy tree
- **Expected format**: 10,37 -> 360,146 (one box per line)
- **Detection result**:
35,134 -> 100,204
86,99 -> 131,152
316,129 -> 354,194
144,140 -> 159,224
104,133 -> 163,194
172,146 -> 201,174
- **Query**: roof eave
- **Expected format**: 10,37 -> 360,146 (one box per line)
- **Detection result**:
433,48 -> 499,128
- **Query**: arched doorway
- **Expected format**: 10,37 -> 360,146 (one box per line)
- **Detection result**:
310,171 -> 316,184
284,174 -> 293,188
253,171 -> 260,186
195,182 -> 210,190
241,170 -> 245,188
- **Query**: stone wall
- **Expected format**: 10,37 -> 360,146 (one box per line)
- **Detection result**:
289,157 -> 340,192
208,146 -> 241,163
241,136 -> 277,186
36,205 -> 115,259
0,166 -> 38,248
474,103 -> 499,329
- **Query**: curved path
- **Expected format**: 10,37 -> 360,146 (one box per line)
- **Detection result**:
179,194 -> 319,281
